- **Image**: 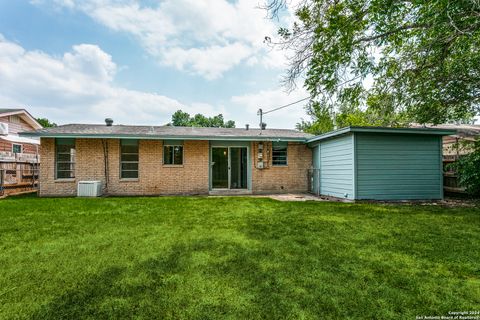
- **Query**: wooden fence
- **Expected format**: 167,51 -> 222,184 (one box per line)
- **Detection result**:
0,152 -> 39,196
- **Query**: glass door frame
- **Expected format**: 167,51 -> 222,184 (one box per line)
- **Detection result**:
211,147 -> 230,189
210,144 -> 251,191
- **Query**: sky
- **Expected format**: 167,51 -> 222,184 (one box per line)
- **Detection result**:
0,0 -> 310,129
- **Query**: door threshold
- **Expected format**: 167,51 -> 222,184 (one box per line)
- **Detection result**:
209,189 -> 252,196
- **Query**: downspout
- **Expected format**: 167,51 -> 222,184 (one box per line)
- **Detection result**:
35,144 -> 39,192
102,139 -> 109,194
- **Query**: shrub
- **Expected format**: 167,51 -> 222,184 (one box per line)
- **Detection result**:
454,139 -> 480,196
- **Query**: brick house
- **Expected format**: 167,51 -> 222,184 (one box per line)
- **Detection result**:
21,121 -> 454,200
21,121 -> 312,197
0,108 -> 42,158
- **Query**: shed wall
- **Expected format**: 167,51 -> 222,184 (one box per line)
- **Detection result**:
355,133 -> 443,200
315,134 -> 355,199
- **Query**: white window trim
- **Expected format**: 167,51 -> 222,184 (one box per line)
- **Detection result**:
12,143 -> 22,154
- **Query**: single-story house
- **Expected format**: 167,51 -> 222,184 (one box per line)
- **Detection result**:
20,121 -> 455,200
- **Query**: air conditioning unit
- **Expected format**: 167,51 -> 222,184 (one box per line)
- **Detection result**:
77,181 -> 102,197
0,123 -> 8,135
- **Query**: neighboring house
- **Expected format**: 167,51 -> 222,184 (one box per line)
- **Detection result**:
412,123 -> 480,193
412,123 -> 480,160
0,108 -> 42,160
0,108 -> 43,195
21,121 -> 454,200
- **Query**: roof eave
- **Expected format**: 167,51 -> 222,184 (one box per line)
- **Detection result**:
306,126 -> 458,145
19,132 -> 308,142
1,109 -> 43,130
349,126 -> 457,136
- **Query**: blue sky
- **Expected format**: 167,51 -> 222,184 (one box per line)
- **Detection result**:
0,0 -> 309,128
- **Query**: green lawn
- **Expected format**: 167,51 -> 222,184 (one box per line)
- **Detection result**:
0,196 -> 479,319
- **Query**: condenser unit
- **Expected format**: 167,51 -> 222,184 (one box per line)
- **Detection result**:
77,181 -> 102,197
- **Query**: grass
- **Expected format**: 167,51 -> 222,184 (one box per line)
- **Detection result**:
0,196 -> 479,319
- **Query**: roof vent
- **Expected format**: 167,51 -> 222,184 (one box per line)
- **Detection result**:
261,122 -> 267,130
105,118 -> 113,126
245,124 -> 249,130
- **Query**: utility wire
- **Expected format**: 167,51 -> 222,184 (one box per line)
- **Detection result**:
262,96 -> 310,114
261,76 -> 362,114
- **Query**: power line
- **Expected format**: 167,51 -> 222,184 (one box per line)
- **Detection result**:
262,96 -> 310,114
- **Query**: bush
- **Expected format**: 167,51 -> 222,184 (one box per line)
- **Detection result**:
454,139 -> 480,196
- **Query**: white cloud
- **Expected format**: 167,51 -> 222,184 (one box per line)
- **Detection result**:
162,43 -> 253,80
32,0 -> 291,79
0,36 -> 222,125
64,44 -> 117,82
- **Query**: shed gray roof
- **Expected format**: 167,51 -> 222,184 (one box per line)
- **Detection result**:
20,124 -> 313,141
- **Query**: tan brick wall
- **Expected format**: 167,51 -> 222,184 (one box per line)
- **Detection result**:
39,138 -> 312,196
39,138 -> 77,196
39,138 -> 210,196
251,142 -> 312,193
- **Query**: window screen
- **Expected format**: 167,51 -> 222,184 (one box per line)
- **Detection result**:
272,142 -> 288,166
164,145 -> 183,165
120,140 -> 139,179
56,138 -> 75,179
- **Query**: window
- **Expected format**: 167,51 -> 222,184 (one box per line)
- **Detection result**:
12,144 -> 22,154
163,142 -> 183,165
56,138 -> 75,179
120,139 -> 139,179
272,142 -> 288,166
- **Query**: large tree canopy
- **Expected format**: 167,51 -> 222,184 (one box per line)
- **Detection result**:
169,110 -> 235,128
266,0 -> 480,133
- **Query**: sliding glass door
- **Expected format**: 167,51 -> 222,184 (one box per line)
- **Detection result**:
212,147 -> 229,189
211,147 -> 248,189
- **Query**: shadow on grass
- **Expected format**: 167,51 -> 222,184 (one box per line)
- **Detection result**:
29,236 -> 331,319
29,212 -> 480,320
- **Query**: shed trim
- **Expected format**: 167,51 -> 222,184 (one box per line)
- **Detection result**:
307,126 -> 456,145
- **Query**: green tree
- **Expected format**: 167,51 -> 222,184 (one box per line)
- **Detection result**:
36,118 -> 57,128
266,0 -> 480,193
265,0 -> 480,125
452,139 -> 480,195
170,110 -> 235,128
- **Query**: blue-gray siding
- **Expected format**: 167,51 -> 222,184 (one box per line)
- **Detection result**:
313,134 -> 355,199
355,133 -> 442,200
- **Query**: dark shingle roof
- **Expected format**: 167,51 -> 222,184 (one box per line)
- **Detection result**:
20,124 -> 313,141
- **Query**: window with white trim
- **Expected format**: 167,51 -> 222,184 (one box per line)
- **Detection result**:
163,141 -> 183,165
55,138 -> 75,179
120,140 -> 139,179
272,142 -> 288,166
12,144 -> 22,154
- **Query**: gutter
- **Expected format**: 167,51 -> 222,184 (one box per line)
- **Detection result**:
19,132 -> 310,142
306,126 -> 457,145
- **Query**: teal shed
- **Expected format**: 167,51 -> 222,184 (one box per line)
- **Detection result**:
308,127 -> 455,200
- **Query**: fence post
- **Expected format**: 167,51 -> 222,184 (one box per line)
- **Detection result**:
0,169 -> 4,197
